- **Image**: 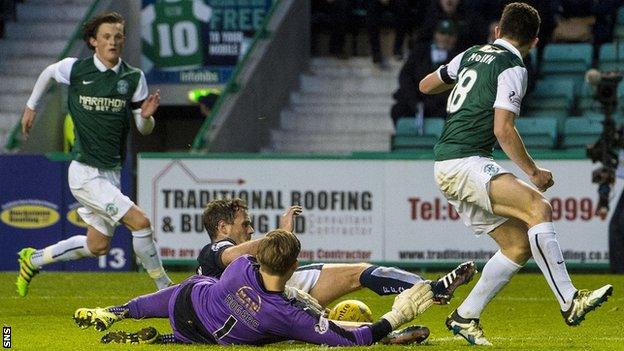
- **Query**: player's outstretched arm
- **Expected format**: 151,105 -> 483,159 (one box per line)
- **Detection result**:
21,107 -> 37,139
493,108 -> 554,192
22,58 -> 76,139
140,89 -> 160,118
22,63 -> 60,138
219,238 -> 264,267
281,282 -> 433,346
220,206 -> 302,267
381,282 -> 434,329
278,205 -> 302,233
419,71 -> 455,95
133,90 -> 160,136
420,50 -> 464,95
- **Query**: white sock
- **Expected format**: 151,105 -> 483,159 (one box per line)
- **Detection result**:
30,235 -> 95,268
132,228 -> 172,290
457,250 -> 522,319
527,222 -> 577,310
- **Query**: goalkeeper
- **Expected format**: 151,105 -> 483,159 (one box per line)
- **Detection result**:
197,199 -> 476,307
74,229 -> 434,345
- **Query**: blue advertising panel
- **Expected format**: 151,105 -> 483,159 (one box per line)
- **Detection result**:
0,155 -> 65,271
141,0 -> 272,84
0,155 -> 132,271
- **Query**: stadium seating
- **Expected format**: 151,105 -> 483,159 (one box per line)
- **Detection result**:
529,48 -> 537,66
577,70 -> 624,118
523,110 -> 569,136
540,43 -> 593,79
516,116 -> 558,149
392,117 -> 445,151
562,115 -> 604,149
598,42 -> 624,72
523,78 -> 575,116
576,81 -> 600,115
577,96 -> 604,116
584,111 -> 623,122
616,26 -> 624,40
615,7 -> 624,39
387,38 -> 623,153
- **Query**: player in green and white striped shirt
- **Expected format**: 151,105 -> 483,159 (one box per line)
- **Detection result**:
17,12 -> 172,297
420,2 -> 612,346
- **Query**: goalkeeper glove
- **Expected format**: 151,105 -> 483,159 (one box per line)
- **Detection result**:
381,282 -> 434,329
283,286 -> 325,314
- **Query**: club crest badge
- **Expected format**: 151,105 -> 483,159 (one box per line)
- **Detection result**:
116,80 -> 129,94
105,203 -> 118,217
483,163 -> 500,176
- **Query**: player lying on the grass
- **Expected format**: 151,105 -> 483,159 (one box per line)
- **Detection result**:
197,198 -> 476,307
74,229 -> 435,346
419,2 -> 613,346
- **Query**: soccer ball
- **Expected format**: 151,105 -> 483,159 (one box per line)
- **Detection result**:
328,299 -> 373,322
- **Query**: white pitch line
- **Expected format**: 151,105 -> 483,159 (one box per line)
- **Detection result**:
429,336 -> 624,342
0,295 -> 130,300
494,296 -> 623,301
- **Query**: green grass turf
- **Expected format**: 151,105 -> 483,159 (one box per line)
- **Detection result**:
0,271 -> 622,350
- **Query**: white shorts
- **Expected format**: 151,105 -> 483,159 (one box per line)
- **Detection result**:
68,161 -> 134,236
286,264 -> 323,293
434,156 -> 509,235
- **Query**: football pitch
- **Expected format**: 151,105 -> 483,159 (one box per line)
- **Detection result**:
1,271 -> 623,350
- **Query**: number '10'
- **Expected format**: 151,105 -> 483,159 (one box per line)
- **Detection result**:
157,22 -> 198,57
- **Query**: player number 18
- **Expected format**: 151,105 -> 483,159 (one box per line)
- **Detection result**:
447,68 -> 477,113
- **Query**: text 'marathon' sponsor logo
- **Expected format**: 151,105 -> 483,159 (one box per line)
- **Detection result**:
79,95 -> 126,113
0,200 -> 60,229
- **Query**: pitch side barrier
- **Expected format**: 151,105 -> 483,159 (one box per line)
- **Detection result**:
138,149 -> 616,272
0,153 -> 132,271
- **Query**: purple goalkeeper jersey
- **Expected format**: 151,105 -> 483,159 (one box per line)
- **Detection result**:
169,255 -> 378,346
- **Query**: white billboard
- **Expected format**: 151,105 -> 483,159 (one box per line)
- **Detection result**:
138,158 -> 385,262
383,160 -> 619,266
138,156 -> 620,267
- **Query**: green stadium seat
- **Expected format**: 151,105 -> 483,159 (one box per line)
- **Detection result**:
616,26 -> 624,39
541,43 -> 592,77
578,80 -> 592,96
529,48 -> 537,66
615,7 -> 624,39
392,117 -> 445,150
562,115 -> 604,148
523,110 -> 569,118
598,43 -> 624,72
584,111 -> 624,122
578,80 -> 624,118
614,82 -> 624,117
524,78 -> 575,114
516,116 -> 558,149
522,110 -> 568,136
576,81 -> 600,114
577,95 -> 601,114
